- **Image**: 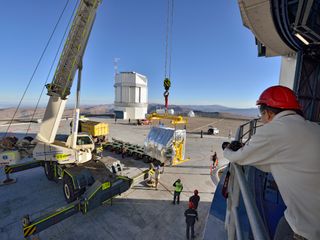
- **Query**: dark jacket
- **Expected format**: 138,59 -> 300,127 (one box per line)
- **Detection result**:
189,195 -> 200,209
184,208 -> 198,225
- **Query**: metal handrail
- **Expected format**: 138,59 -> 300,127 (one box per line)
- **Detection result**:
225,118 -> 270,240
232,164 -> 270,240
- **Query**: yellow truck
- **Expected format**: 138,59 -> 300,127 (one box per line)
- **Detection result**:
79,120 -> 109,144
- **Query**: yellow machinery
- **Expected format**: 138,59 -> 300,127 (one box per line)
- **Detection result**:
171,135 -> 190,166
146,112 -> 187,125
145,113 -> 189,166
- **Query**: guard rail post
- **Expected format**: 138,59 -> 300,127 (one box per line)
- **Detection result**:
232,163 -> 270,240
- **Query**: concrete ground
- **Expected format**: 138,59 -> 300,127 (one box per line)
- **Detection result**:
0,117 -> 243,240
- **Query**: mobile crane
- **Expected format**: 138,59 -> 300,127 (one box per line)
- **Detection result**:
33,0 -> 100,166
1,1 -> 152,238
30,0 -> 108,203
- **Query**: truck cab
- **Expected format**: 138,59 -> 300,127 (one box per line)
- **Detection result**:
65,134 -> 95,152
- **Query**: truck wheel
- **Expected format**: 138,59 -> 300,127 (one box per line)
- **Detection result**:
143,156 -> 151,163
23,136 -> 34,142
44,162 -> 54,181
133,153 -> 140,160
143,172 -> 150,180
63,175 -> 77,203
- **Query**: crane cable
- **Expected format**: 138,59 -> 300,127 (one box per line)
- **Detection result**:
163,0 -> 174,111
4,0 -> 71,138
25,0 -> 79,136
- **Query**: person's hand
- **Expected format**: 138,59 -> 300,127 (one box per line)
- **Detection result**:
228,141 -> 243,151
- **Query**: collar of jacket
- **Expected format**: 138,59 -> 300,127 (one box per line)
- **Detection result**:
273,110 -> 297,121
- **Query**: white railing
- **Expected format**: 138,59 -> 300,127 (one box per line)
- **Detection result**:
225,119 -> 270,240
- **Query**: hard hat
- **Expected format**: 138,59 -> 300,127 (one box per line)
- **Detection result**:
256,85 -> 301,110
189,201 -> 194,209
194,189 -> 199,195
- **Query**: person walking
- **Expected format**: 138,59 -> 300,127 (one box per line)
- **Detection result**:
121,145 -> 126,159
223,85 -> 320,240
185,201 -> 198,239
172,179 -> 183,204
154,165 -> 161,190
210,152 -> 218,175
189,190 -> 200,210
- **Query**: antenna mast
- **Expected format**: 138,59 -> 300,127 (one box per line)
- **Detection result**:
113,58 -> 120,76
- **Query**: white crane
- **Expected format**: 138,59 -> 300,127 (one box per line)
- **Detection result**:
33,0 -> 102,165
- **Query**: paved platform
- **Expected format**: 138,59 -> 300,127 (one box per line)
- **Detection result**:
0,118 -> 234,240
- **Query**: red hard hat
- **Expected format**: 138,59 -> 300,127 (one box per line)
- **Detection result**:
189,201 -> 194,209
194,189 -> 199,195
256,85 -> 301,110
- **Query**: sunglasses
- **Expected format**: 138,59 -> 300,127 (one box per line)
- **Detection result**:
257,105 -> 267,118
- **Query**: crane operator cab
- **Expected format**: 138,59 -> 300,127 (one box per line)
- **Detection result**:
66,134 -> 94,152
33,133 -> 94,165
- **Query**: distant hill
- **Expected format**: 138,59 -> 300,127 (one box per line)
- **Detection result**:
0,103 -> 258,121
0,104 -> 114,121
148,103 -> 258,118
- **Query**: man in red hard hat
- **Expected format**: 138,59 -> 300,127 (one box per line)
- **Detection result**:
224,85 -> 320,240
189,189 -> 200,210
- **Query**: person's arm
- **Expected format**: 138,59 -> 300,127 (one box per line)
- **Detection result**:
196,211 -> 198,221
223,124 -> 280,169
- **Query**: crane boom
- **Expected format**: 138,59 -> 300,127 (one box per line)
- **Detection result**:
47,0 -> 100,99
37,0 -> 101,143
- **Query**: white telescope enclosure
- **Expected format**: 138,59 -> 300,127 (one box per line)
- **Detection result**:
114,72 -> 148,120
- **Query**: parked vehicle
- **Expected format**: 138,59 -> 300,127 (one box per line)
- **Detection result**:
137,119 -> 151,125
207,125 -> 219,135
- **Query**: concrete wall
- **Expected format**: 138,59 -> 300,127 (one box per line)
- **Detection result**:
279,56 -> 297,89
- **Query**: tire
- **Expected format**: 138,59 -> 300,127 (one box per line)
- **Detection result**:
44,162 -> 54,181
143,172 -> 150,180
154,159 -> 162,166
133,153 -> 140,160
63,175 -> 77,203
143,156 -> 152,163
23,136 -> 34,142
115,148 -> 121,154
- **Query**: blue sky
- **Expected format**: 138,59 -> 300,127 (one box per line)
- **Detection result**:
0,0 -> 280,108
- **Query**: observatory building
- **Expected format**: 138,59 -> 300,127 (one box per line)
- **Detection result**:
114,72 -> 148,120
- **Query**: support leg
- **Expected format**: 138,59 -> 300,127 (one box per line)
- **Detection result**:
0,173 -> 16,186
